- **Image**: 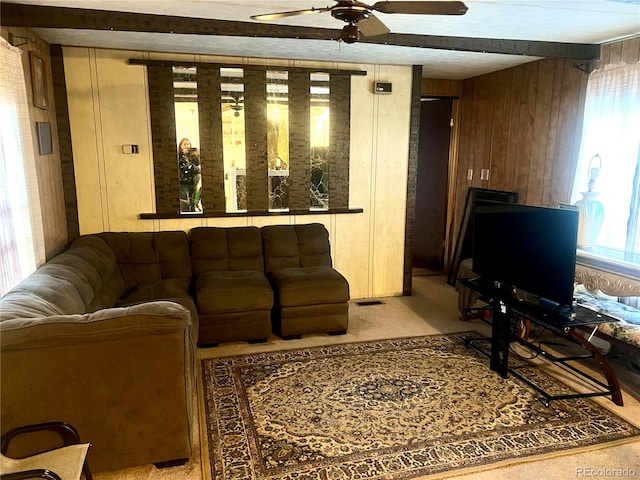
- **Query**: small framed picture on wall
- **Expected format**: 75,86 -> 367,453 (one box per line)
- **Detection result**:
30,52 -> 48,110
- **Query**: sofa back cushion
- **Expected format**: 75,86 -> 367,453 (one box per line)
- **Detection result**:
96,231 -> 191,290
0,236 -> 126,320
189,226 -> 264,275
261,223 -> 332,274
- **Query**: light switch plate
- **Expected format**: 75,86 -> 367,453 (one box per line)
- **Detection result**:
122,144 -> 139,154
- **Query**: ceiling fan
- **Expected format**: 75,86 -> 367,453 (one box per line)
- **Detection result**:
251,1 -> 468,44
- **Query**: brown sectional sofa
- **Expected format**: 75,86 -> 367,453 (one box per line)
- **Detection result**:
0,233 -> 196,473
0,222 -> 348,473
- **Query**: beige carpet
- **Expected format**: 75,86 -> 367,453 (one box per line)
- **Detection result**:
200,332 -> 640,480
94,275 -> 640,480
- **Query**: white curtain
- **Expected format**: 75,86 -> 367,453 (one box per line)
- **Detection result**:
571,62 -> 640,253
0,37 -> 45,297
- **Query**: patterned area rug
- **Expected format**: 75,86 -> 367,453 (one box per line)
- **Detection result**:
201,332 -> 640,479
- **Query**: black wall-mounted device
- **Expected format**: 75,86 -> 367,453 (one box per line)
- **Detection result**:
374,82 -> 392,94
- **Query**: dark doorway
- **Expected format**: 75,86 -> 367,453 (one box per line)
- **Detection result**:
412,98 -> 453,275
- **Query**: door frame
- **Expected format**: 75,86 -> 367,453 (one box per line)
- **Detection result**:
403,66 -> 461,295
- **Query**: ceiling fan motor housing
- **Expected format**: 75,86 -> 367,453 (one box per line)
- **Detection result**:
331,1 -> 372,23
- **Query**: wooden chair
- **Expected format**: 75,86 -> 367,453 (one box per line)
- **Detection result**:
0,422 -> 92,480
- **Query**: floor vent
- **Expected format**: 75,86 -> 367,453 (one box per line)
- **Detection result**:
356,300 -> 384,306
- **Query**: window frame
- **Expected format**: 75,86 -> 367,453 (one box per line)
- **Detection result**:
576,249 -> 640,280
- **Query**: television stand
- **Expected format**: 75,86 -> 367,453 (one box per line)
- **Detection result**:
461,277 -> 624,407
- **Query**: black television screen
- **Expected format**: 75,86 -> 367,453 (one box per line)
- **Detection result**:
472,201 -> 579,308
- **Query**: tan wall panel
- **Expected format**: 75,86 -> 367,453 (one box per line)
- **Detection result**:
336,66 -> 375,299
249,216 -> 294,228
95,49 -> 155,232
204,217 -> 250,228
156,218 -> 205,232
64,48 -> 106,235
65,50 -> 412,298
370,65 -> 412,297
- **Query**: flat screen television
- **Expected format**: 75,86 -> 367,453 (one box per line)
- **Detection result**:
472,201 -> 579,309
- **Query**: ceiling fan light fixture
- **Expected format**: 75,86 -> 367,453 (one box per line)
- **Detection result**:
341,23 -> 360,43
251,1 -> 470,45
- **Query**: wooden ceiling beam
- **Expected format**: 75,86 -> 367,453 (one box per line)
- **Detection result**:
0,3 -> 601,60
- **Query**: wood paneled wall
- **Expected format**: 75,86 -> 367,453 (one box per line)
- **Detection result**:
447,36 -> 640,272
453,58 -> 588,229
421,78 -> 462,97
0,26 -> 68,260
597,37 -> 640,67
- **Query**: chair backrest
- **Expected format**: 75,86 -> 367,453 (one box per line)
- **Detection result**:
189,226 -> 265,275
261,223 -> 332,274
1,443 -> 90,480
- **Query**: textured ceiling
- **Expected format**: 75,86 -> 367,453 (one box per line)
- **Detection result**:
3,0 -> 640,79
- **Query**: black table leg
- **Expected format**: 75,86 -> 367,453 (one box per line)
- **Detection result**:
490,298 -> 510,378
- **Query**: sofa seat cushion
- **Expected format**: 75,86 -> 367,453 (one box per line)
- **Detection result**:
196,271 -> 273,314
269,266 -> 350,307
117,278 -> 191,304
116,278 -> 197,321
115,278 -> 198,343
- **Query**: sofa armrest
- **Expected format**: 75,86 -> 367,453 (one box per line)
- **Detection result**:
0,301 -> 196,472
0,301 -> 193,350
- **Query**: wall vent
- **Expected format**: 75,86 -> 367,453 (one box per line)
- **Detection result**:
356,300 -> 384,306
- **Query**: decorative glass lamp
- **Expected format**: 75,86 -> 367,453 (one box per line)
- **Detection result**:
574,154 -> 604,249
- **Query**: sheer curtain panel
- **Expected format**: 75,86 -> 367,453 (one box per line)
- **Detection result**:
571,62 -> 640,258
0,37 -> 45,297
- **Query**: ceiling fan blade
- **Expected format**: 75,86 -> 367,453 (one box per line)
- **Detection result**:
357,14 -> 390,37
251,7 -> 331,21
371,1 -> 468,15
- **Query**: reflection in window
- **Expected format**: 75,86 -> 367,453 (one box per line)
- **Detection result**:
221,67 -> 246,211
310,73 -> 330,210
267,71 -> 289,211
146,62 -> 354,215
173,66 -> 202,213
